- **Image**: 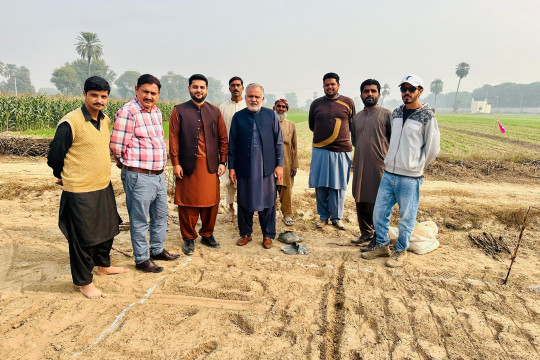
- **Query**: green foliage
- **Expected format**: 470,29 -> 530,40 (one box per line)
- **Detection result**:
51,59 -> 116,95
0,93 -> 177,132
75,32 -> 103,77
0,64 -> 36,94
115,71 -> 141,99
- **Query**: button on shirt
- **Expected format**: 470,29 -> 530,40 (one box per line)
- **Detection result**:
110,97 -> 167,171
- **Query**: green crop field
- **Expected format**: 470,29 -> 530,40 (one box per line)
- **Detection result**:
1,93 -> 539,163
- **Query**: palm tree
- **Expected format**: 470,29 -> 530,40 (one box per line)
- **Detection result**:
4,64 -> 19,96
453,62 -> 470,112
381,83 -> 390,105
430,79 -> 444,107
75,32 -> 103,77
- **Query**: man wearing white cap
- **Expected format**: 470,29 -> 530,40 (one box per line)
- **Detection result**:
362,74 -> 440,267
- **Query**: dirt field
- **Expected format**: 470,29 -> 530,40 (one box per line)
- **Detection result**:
1,155 -> 540,360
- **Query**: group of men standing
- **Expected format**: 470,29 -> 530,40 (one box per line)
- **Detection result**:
47,70 -> 439,299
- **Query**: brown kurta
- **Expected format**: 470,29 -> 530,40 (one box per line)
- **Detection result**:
351,106 -> 392,204
169,107 -> 227,207
276,118 -> 298,187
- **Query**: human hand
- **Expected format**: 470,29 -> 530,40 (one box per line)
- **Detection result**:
274,166 -> 283,183
229,169 -> 237,185
173,165 -> 184,179
217,164 -> 226,176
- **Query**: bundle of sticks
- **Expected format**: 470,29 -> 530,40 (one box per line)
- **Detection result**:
469,232 -> 511,259
0,136 -> 50,157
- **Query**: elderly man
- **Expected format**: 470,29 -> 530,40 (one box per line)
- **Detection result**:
228,83 -> 284,249
47,76 -> 128,299
362,74 -> 440,267
111,74 -> 180,273
169,74 -> 228,255
351,79 -> 392,251
273,99 -> 298,226
219,76 -> 246,222
309,72 -> 355,230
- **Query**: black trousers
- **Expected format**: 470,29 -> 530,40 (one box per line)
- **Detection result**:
237,204 -> 276,239
64,207 -> 114,286
356,202 -> 375,237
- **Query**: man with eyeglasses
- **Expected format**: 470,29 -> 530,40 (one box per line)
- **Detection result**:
362,74 -> 440,267
350,79 -> 392,251
219,76 -> 246,222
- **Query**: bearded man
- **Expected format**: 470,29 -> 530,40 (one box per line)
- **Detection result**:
351,79 -> 392,251
273,99 -> 298,226
228,83 -> 284,249
169,74 -> 228,255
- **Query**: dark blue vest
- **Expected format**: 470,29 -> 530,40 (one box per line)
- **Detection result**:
229,107 -> 280,178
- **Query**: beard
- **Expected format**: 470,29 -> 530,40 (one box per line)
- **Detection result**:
247,102 -> 262,112
190,93 -> 206,103
361,96 -> 379,107
276,111 -> 287,121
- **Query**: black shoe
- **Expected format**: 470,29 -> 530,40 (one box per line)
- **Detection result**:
201,235 -> 220,248
135,259 -> 164,273
360,238 -> 378,252
183,239 -> 195,255
150,249 -> 181,261
351,233 -> 375,245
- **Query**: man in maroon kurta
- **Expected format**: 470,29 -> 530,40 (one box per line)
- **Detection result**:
351,79 -> 392,250
169,74 -> 228,255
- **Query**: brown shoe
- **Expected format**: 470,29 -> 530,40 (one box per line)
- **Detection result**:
263,236 -> 273,249
135,259 -> 164,273
316,219 -> 328,228
237,234 -> 252,246
150,249 -> 181,261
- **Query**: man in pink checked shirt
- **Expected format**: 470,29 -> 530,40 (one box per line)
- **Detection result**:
110,74 -> 180,273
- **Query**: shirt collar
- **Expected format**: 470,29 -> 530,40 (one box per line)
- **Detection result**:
81,105 -> 105,122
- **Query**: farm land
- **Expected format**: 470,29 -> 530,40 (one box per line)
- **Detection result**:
1,95 -> 539,359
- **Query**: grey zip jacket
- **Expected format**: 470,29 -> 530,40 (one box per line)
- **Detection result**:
384,103 -> 440,177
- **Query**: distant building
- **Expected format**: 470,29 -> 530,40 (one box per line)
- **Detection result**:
471,98 -> 491,113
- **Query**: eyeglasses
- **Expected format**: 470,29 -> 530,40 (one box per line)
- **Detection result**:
400,86 -> 418,94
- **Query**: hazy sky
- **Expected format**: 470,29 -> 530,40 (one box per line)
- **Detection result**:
1,0 -> 539,103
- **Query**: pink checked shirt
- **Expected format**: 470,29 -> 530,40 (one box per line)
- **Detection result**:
110,98 -> 167,171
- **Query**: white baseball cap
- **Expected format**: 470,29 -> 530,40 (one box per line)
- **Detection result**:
399,74 -> 424,88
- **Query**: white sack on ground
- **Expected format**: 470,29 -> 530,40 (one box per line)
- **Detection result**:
388,221 -> 439,255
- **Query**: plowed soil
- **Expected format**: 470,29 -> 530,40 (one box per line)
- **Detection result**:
1,155 -> 539,360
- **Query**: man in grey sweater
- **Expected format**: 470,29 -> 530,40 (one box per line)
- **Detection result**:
362,74 -> 440,267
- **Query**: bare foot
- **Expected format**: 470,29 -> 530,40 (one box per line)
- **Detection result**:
97,266 -> 129,276
224,207 -> 235,222
79,283 -> 107,299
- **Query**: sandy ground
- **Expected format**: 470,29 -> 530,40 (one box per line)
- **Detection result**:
1,155 -> 540,360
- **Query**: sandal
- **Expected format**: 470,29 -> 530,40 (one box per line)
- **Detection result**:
282,216 -> 295,226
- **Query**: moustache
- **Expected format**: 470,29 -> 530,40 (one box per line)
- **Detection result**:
93,103 -> 103,106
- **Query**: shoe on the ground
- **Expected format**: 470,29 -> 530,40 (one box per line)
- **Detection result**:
277,231 -> 303,244
316,219 -> 328,228
351,233 -> 376,245
201,235 -> 220,248
359,238 -> 378,253
150,249 -> 180,261
237,234 -> 252,246
332,220 -> 346,230
361,243 -> 391,260
182,239 -> 195,255
263,236 -> 273,249
135,259 -> 164,273
386,249 -> 408,267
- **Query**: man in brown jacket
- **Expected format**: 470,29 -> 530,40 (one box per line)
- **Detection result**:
169,74 -> 228,255
273,99 -> 298,226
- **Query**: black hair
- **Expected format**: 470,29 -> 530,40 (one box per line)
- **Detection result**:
137,74 -> 161,90
189,74 -> 208,86
323,72 -> 340,84
229,76 -> 243,86
84,76 -> 110,94
360,79 -> 381,93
